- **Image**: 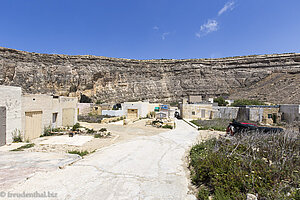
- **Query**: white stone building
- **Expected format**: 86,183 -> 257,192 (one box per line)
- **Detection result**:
22,95 -> 78,141
0,86 -> 22,144
122,101 -> 150,119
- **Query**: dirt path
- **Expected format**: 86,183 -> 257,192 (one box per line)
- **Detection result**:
25,119 -> 168,153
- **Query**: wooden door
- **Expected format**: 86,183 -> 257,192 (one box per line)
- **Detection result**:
25,111 -> 42,141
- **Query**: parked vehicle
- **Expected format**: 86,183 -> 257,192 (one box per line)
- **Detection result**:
226,120 -> 283,136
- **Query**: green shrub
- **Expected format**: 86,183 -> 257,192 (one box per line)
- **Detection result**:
170,102 -> 179,107
41,126 -> 64,137
189,131 -> 300,199
152,120 -> 161,125
12,129 -> 23,142
99,128 -> 107,132
231,99 -> 266,107
94,133 -> 103,138
72,123 -> 81,131
42,126 -> 52,137
162,124 -> 173,129
87,128 -> 95,134
68,150 -> 90,157
214,97 -> 228,106
95,100 -> 103,104
197,187 -> 210,200
11,143 -> 35,151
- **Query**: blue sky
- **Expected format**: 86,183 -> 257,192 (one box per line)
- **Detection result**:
1,0 -> 300,59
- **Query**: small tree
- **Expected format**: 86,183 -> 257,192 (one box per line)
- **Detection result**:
213,97 -> 228,106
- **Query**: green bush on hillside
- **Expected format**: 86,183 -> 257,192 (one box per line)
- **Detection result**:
213,97 -> 228,106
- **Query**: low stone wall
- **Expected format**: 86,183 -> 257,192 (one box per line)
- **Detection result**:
101,116 -> 123,124
213,106 -> 239,119
280,104 -> 300,124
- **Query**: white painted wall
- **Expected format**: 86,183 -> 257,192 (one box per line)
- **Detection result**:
22,95 -> 53,136
102,110 -> 124,117
122,102 -> 149,118
78,103 -> 93,115
22,95 -> 78,138
59,96 -> 78,125
0,86 -> 22,143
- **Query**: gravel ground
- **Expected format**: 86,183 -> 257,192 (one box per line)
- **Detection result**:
24,119 -> 168,154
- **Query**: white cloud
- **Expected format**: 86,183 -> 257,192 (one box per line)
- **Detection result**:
153,26 -> 159,30
195,19 -> 219,38
218,1 -> 235,16
161,32 -> 170,40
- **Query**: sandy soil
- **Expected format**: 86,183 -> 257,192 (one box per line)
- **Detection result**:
25,119 -> 168,154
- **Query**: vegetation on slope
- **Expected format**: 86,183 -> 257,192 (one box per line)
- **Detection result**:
191,119 -> 232,131
189,131 -> 300,199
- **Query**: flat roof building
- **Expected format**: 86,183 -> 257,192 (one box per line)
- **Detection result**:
0,86 -> 22,144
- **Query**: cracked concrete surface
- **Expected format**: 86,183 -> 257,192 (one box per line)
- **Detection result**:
5,120 -> 198,200
0,152 -> 81,190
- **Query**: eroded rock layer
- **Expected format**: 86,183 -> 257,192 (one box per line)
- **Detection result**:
0,47 -> 299,103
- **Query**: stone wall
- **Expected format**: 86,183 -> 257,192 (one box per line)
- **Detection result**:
1,47 -> 300,104
180,103 -> 214,120
280,104 -> 300,123
213,106 -> 239,119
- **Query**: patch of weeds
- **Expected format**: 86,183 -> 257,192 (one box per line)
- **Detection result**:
162,124 -> 173,129
12,129 -> 23,143
192,118 -> 231,131
99,128 -> 107,132
94,133 -> 103,138
11,143 -> 35,151
41,126 -> 54,137
87,128 -> 96,134
189,130 -> 300,199
197,187 -> 210,200
68,150 -> 90,157
94,132 -> 111,138
72,123 -> 81,131
41,126 -> 65,137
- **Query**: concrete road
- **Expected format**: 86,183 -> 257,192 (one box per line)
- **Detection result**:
6,120 -> 198,200
0,152 -> 80,190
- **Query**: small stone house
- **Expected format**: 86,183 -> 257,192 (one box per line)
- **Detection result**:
0,86 -> 22,144
180,99 -> 215,120
122,101 -> 150,120
279,104 -> 300,124
237,105 -> 281,124
188,95 -> 202,104
22,94 -> 78,141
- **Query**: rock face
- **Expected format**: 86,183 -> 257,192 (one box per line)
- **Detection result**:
0,47 -> 299,104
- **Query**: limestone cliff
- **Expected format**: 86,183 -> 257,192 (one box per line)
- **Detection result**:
0,47 -> 299,104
